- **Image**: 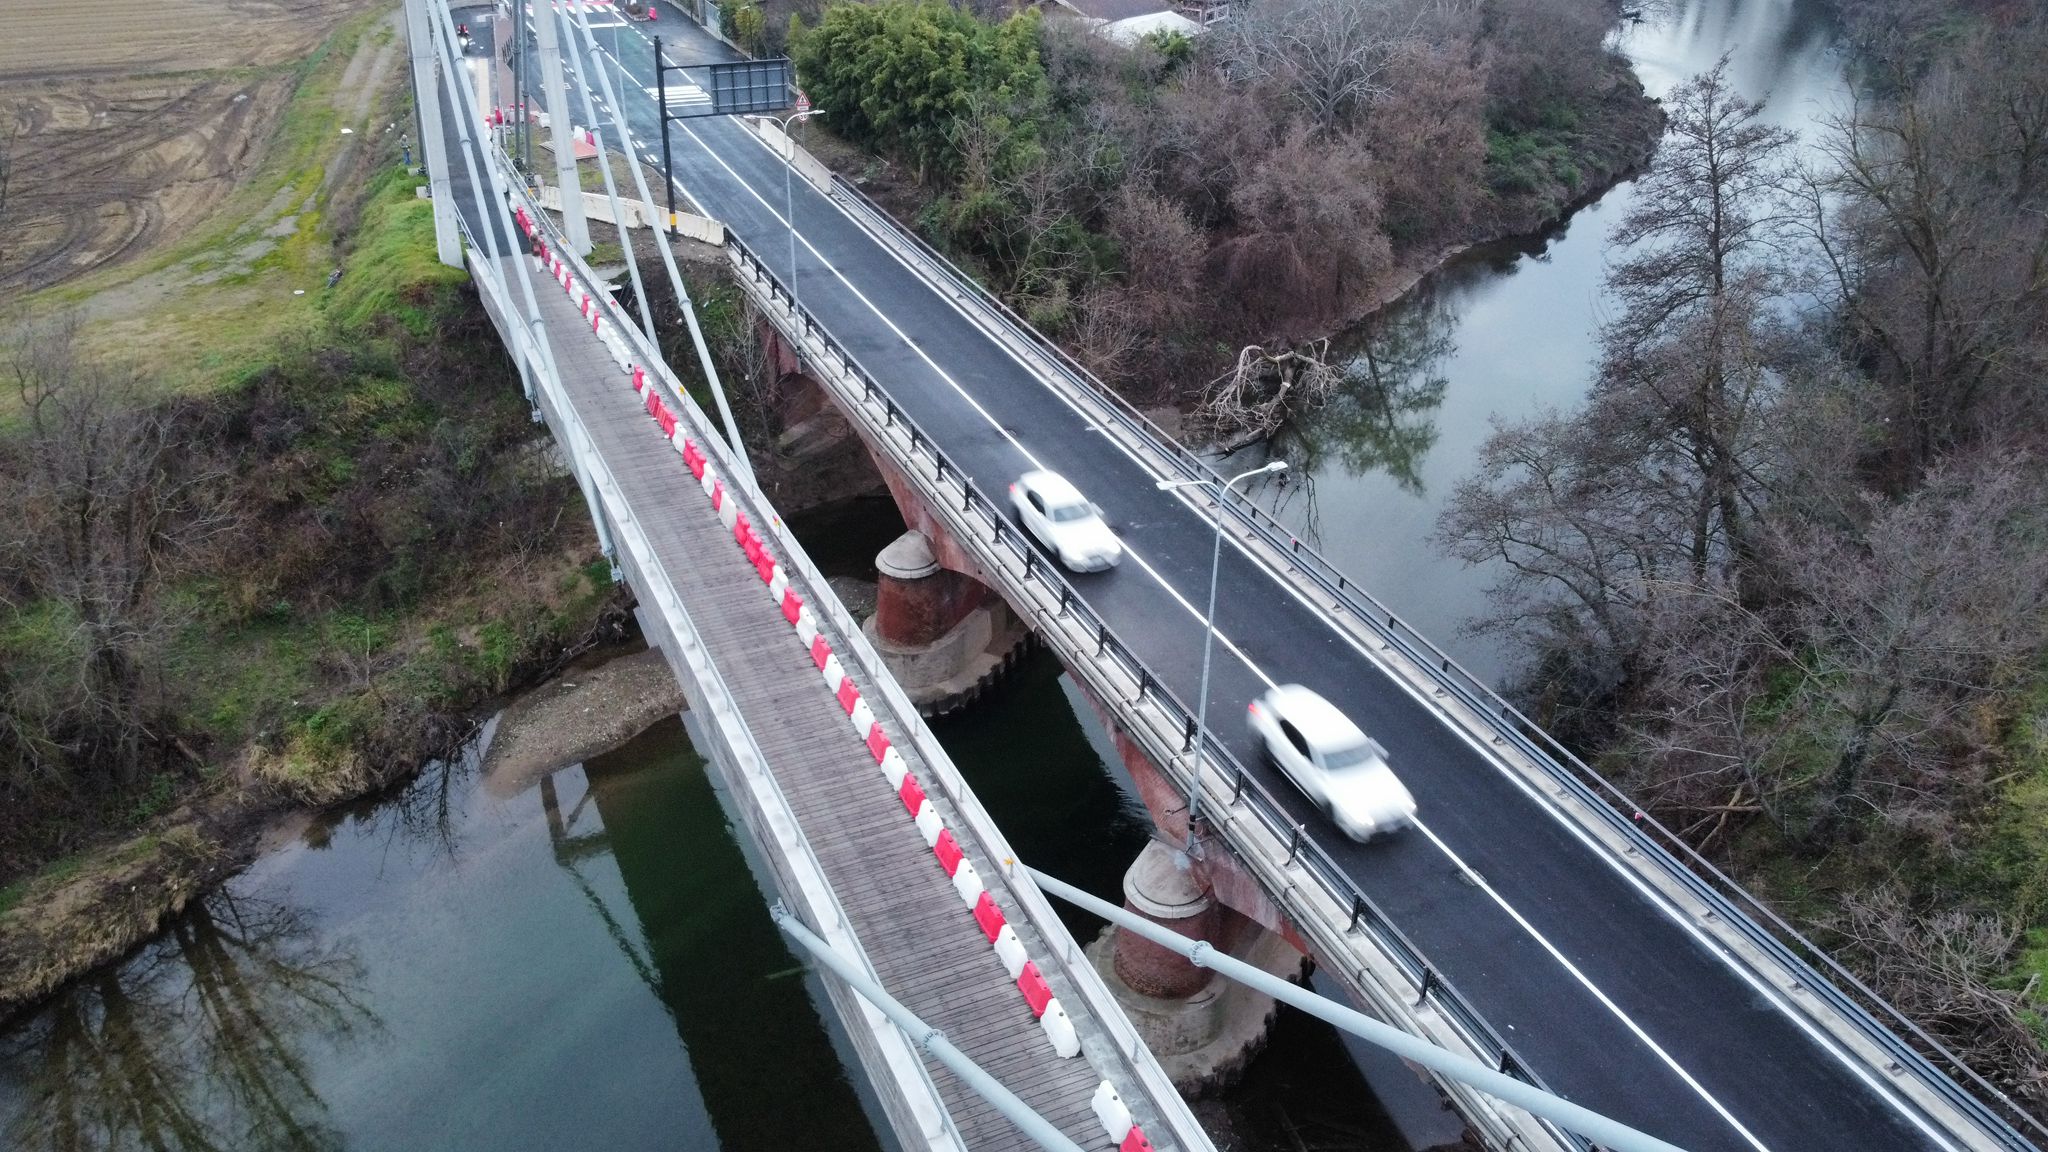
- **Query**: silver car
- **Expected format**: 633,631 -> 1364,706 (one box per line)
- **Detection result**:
1009,469 -> 1123,572
1247,685 -> 1415,840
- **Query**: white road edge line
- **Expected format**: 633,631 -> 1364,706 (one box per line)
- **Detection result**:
570,27 -> 1962,1151
691,80 -> 1968,1152
656,104 -> 1788,1149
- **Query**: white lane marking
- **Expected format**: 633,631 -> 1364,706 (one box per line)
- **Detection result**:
700,96 -> 1968,1152
610,61 -> 1952,1151
1409,817 -> 1772,1151
665,88 -> 1790,1147
664,119 -> 1287,691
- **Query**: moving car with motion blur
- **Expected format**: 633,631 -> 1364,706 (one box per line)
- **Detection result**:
1009,469 -> 1123,572
1247,685 -> 1415,841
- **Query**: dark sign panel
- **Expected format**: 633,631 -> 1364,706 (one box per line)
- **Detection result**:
703,58 -> 793,117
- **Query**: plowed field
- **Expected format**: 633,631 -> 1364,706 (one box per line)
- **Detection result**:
0,0 -> 380,292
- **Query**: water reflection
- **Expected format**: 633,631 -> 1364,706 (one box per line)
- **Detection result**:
1215,0 -> 1846,682
1270,295 -> 1455,496
2,889 -> 373,1152
0,718 -> 886,1152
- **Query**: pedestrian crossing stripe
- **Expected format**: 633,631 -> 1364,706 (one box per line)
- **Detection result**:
645,83 -> 711,107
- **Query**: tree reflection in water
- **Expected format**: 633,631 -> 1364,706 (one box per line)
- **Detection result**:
1271,292 -> 1454,495
2,887 -> 374,1152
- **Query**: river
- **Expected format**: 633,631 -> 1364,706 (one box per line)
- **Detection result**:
1223,0 -> 1849,684
0,0 -> 1850,1148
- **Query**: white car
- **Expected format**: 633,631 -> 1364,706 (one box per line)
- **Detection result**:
1247,685 -> 1415,841
1009,470 -> 1123,572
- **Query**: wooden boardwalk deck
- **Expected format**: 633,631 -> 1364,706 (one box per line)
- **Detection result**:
497,254 -> 1110,1150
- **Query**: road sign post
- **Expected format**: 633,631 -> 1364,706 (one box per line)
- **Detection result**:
656,37 -> 676,224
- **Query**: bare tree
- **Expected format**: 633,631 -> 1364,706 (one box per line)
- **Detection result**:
1216,0 -> 1417,135
1831,887 -> 2048,1110
1628,456 -> 2048,843
1792,61 -> 2048,472
0,321 -> 231,797
1599,58 -> 1795,579
1209,124 -> 1393,339
1434,407 -> 1695,687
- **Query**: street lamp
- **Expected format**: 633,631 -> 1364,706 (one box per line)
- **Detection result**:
745,108 -> 823,319
1156,458 -> 1288,852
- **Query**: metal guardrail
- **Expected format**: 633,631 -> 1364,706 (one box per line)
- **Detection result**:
824,176 -> 2048,1152
455,200 -> 974,1151
482,151 -> 1213,1152
721,231 -> 1594,1152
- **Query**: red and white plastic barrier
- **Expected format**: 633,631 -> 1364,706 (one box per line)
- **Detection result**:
525,211 -> 1096,1071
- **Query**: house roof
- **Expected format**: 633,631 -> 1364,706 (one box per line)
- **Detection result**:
1053,0 -> 1173,25
1097,9 -> 1205,43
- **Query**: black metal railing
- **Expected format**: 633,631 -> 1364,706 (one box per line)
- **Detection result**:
823,177 -> 2048,1151
724,233 -> 1594,1152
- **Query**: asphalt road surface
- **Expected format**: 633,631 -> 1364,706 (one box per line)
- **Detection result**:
444,8 -> 1989,1149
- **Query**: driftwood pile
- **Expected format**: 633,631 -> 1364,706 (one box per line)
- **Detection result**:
1192,341 -> 1342,449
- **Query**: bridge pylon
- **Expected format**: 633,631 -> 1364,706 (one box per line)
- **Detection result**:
402,0 -> 463,267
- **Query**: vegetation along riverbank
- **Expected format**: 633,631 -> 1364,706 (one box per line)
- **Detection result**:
1432,0 -> 2048,1118
0,8 -> 626,1019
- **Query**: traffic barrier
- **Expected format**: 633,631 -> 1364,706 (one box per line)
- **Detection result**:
1119,1126 -> 1154,1152
973,892 -> 1006,943
531,230 -> 1102,1083
897,773 -> 925,816
879,746 -> 909,789
1091,1082 -> 1134,1145
934,829 -> 964,877
950,858 -> 984,905
915,799 -> 943,847
993,925 -> 1028,979
1041,1000 -> 1080,1058
1017,962 -> 1053,1017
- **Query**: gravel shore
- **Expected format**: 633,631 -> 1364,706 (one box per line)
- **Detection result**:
482,648 -> 685,795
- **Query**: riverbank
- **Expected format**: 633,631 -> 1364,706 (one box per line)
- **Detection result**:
482,648 -> 685,797
0,15 -> 635,1021
795,39 -> 1663,410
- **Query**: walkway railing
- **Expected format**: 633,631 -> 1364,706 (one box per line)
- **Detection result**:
825,176 -> 2047,1152
724,232 -> 1592,1152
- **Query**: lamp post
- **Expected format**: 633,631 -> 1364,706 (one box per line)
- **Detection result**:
745,108 -> 823,318
1156,459 -> 1287,852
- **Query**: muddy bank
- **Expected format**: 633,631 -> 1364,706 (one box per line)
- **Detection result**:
482,647 -> 686,796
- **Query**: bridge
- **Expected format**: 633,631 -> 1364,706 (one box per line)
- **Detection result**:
401,1 -> 2048,1151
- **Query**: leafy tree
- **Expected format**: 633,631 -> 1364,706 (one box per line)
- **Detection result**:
792,1 -> 1046,182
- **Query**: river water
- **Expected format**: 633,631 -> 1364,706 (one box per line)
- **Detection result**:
1224,0 -> 1849,684
0,1 -> 1850,1148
